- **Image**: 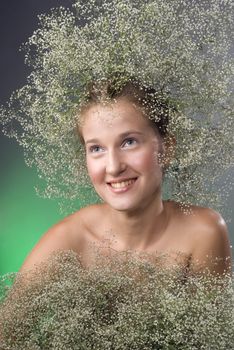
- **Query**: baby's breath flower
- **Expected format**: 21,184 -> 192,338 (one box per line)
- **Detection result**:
0,0 -> 233,214
0,250 -> 233,349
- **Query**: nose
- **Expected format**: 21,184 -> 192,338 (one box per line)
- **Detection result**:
106,149 -> 126,176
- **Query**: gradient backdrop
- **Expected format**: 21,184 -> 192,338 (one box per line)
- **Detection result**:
0,0 -> 233,275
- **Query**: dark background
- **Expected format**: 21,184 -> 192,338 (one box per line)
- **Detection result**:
0,1 -> 233,274
0,1 -> 73,274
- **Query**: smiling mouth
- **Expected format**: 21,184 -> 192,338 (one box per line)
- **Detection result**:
108,178 -> 137,189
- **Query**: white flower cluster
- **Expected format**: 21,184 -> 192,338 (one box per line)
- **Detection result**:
0,250 -> 233,349
0,0 -> 233,212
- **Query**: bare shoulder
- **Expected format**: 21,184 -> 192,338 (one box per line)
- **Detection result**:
74,203 -> 108,223
186,205 -> 230,246
175,203 -> 232,274
19,204 -> 102,273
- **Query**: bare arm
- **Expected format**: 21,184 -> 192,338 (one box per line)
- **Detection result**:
191,209 -> 232,275
19,222 -> 73,274
0,219 -> 80,344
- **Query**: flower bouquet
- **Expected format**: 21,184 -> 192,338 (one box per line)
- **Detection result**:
0,249 -> 233,350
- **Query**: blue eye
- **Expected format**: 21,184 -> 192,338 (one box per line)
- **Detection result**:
89,145 -> 103,153
123,138 -> 137,147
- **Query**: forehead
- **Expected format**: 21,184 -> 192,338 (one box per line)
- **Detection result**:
81,98 -> 149,133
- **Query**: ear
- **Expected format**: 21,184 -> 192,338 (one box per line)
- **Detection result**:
161,134 -> 176,169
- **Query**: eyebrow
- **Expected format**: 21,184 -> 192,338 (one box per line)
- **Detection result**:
85,131 -> 144,144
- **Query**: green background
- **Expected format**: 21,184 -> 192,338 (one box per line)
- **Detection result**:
0,138 -> 64,275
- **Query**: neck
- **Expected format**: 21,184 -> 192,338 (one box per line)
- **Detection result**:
106,195 -> 170,251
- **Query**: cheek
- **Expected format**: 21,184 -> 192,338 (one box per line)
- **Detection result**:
130,146 -> 162,173
86,157 -> 103,184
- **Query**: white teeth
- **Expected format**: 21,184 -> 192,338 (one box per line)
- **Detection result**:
110,179 -> 135,188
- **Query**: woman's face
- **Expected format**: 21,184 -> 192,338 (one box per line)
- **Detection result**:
81,98 -> 165,212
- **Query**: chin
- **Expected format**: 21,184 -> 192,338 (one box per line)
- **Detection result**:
96,186 -> 160,212
111,205 -> 135,212
106,198 -> 143,213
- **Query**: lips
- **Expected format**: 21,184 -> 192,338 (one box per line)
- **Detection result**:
110,179 -> 136,188
107,178 -> 138,192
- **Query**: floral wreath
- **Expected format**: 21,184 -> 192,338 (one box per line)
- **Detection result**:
0,0 -> 233,213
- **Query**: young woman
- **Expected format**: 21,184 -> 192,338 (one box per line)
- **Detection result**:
19,77 -> 232,276
1,2 -> 233,347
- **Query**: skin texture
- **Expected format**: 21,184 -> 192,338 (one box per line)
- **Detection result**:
20,98 -> 232,276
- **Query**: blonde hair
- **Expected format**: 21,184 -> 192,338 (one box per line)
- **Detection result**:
77,73 -> 174,143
